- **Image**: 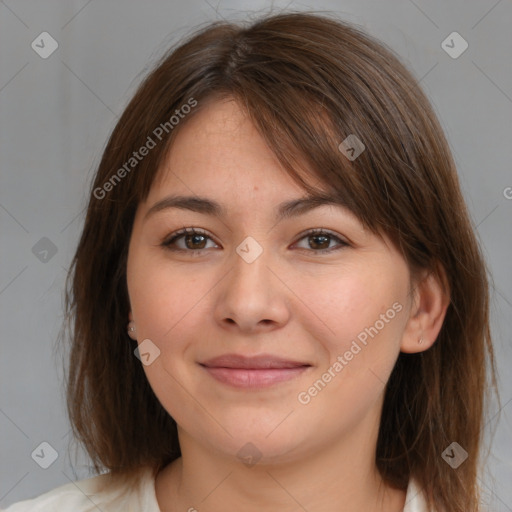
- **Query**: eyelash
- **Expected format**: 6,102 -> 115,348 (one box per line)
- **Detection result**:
161,227 -> 349,256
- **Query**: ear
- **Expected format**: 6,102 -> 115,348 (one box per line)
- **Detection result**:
400,266 -> 450,354
128,311 -> 134,322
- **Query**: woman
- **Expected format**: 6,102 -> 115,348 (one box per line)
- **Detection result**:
3,11 -> 498,512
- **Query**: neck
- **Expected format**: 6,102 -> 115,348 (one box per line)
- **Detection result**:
155,412 -> 406,512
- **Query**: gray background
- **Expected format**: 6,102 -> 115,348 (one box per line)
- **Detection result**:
1,0 -> 511,509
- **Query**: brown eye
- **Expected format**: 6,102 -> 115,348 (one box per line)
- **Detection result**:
294,229 -> 348,254
308,234 -> 330,250
182,233 -> 208,250
162,228 -> 217,253
161,227 -> 348,255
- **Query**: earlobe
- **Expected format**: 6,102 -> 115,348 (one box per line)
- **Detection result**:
127,311 -> 137,340
400,267 -> 450,354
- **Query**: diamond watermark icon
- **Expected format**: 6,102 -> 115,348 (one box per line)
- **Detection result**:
32,237 -> 58,263
31,441 -> 59,469
441,32 -> 468,59
236,442 -> 262,468
134,338 -> 161,366
338,134 -> 365,161
31,32 -> 59,59
236,236 -> 263,264
441,441 -> 468,468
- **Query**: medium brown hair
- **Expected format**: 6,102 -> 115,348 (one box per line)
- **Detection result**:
61,11 -> 499,511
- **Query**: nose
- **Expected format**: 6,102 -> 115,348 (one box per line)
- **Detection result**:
214,241 -> 291,334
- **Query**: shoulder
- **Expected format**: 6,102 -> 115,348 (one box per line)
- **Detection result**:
1,466 -> 160,512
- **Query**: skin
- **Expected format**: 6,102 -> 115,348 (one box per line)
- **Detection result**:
126,98 -> 449,512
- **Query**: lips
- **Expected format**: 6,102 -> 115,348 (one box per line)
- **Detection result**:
199,354 -> 312,388
200,353 -> 311,369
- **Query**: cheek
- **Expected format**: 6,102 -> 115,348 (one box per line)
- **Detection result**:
300,265 -> 392,330
128,247 -> 195,327
297,263 -> 406,376
127,256 -> 207,408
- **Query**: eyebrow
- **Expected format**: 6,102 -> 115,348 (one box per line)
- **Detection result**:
143,193 -> 348,223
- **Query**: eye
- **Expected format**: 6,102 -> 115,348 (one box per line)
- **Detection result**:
293,228 -> 348,254
161,227 -> 218,254
161,227 -> 348,255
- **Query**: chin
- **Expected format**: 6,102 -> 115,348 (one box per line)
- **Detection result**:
197,424 -> 311,467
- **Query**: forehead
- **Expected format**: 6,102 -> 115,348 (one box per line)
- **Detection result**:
137,99 -> 374,239
149,98 -> 320,200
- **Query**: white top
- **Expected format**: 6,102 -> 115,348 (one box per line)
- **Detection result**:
1,466 -> 430,511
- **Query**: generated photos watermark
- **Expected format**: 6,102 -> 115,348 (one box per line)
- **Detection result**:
297,301 -> 403,405
93,97 -> 198,200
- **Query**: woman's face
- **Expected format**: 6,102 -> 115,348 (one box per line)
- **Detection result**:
126,98 -> 414,465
